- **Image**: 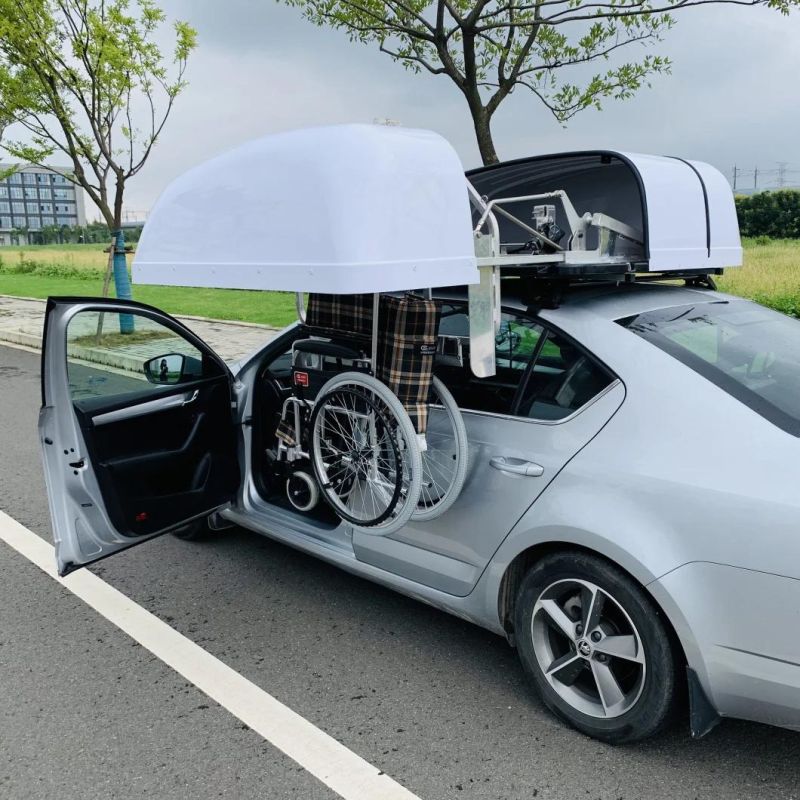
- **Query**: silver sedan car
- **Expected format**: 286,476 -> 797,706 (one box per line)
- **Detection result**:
40,280 -> 800,744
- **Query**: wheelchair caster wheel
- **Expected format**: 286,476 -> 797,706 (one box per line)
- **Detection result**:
286,471 -> 319,512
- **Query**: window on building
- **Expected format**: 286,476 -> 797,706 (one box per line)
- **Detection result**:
0,186 -> 8,198
22,173 -> 36,184
9,173 -> 22,184
52,174 -> 69,185
26,202 -> 39,214
55,203 -> 76,214
0,202 -> 9,214
28,217 -> 41,229
10,187 -> 23,199
53,188 -> 75,200
0,216 -> 11,229
24,187 -> 37,199
37,173 -> 51,184
57,216 -> 77,226
39,187 -> 52,199
11,202 -> 24,214
12,217 -> 26,227
42,217 -> 55,227
39,203 -> 53,213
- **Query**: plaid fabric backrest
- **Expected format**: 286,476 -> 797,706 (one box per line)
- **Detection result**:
377,294 -> 440,434
305,292 -> 441,433
306,293 -> 374,341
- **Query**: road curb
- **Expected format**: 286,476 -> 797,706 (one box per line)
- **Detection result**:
0,328 -> 42,351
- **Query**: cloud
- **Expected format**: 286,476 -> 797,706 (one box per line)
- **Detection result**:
14,0 -> 800,214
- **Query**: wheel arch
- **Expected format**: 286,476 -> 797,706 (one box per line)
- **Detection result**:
495,540 -> 727,737
497,541 -> 689,670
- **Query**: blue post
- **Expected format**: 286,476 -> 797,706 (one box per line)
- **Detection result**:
113,229 -> 135,333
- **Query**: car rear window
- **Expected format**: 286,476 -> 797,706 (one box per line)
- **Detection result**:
618,300 -> 800,437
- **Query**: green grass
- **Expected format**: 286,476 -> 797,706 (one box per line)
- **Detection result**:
0,271 -> 298,327
0,243 -> 111,270
70,329 -> 173,348
717,238 -> 800,318
0,238 -> 798,327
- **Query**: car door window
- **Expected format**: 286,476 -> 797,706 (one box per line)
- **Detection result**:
437,303 -> 544,415
66,310 -> 220,409
517,330 -> 614,420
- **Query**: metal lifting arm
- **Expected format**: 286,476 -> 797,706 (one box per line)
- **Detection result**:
469,186 -> 643,259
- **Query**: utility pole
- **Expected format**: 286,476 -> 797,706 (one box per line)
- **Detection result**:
732,165 -> 738,192
777,162 -> 788,188
754,166 -> 759,192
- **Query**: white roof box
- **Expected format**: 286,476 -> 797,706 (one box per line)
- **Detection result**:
133,125 -> 479,294
467,151 -> 742,273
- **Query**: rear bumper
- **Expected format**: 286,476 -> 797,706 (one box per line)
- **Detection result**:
653,562 -> 800,732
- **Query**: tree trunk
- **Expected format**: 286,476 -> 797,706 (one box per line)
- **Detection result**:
111,180 -> 135,333
112,228 -> 135,333
471,106 -> 500,166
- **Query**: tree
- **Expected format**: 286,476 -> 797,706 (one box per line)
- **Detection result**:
0,0 -> 196,330
11,224 -> 28,245
283,0 -> 797,165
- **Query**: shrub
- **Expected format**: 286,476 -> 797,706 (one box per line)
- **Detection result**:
735,191 -> 800,239
754,292 -> 800,319
0,258 -> 106,280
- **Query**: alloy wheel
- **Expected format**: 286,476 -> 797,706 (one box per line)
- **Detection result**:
531,578 -> 646,719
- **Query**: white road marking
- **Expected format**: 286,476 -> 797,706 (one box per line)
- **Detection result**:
0,510 -> 422,800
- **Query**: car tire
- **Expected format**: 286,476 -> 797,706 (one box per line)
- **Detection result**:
171,517 -> 212,541
513,551 -> 681,744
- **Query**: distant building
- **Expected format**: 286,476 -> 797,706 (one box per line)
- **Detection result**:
0,164 -> 88,246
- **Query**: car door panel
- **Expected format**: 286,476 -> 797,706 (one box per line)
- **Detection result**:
40,298 -> 239,575
352,301 -> 625,595
76,379 -> 238,538
353,381 -> 625,595
90,389 -> 199,425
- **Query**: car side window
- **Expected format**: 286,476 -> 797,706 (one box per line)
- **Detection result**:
437,303 -> 544,415
66,310 -> 219,404
517,329 -> 614,420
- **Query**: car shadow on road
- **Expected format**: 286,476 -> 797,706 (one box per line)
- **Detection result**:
92,523 -> 800,798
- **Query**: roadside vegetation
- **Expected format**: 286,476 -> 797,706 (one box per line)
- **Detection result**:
0,239 -> 798,326
735,191 -> 800,239
716,238 -> 800,318
0,244 -> 297,326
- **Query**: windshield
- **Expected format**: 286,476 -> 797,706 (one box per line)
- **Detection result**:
619,300 -> 800,437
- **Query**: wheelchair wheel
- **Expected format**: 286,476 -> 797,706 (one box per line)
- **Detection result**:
412,376 -> 469,522
310,372 -> 423,535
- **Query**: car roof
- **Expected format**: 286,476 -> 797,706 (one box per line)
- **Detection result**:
543,282 -> 730,321
435,280 -> 733,322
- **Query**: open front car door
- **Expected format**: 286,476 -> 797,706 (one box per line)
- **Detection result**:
39,298 -> 240,576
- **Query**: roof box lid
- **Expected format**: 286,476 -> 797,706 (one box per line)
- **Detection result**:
133,124 -> 479,294
467,151 -> 742,272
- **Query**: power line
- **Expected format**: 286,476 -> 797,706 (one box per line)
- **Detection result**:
729,162 -> 800,193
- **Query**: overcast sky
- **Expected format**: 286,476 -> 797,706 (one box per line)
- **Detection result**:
91,1 -> 800,216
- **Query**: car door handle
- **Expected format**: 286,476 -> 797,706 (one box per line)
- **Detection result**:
490,456 -> 545,477
182,389 -> 199,405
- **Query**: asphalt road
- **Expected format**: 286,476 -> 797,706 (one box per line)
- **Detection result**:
1,341 -> 799,800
